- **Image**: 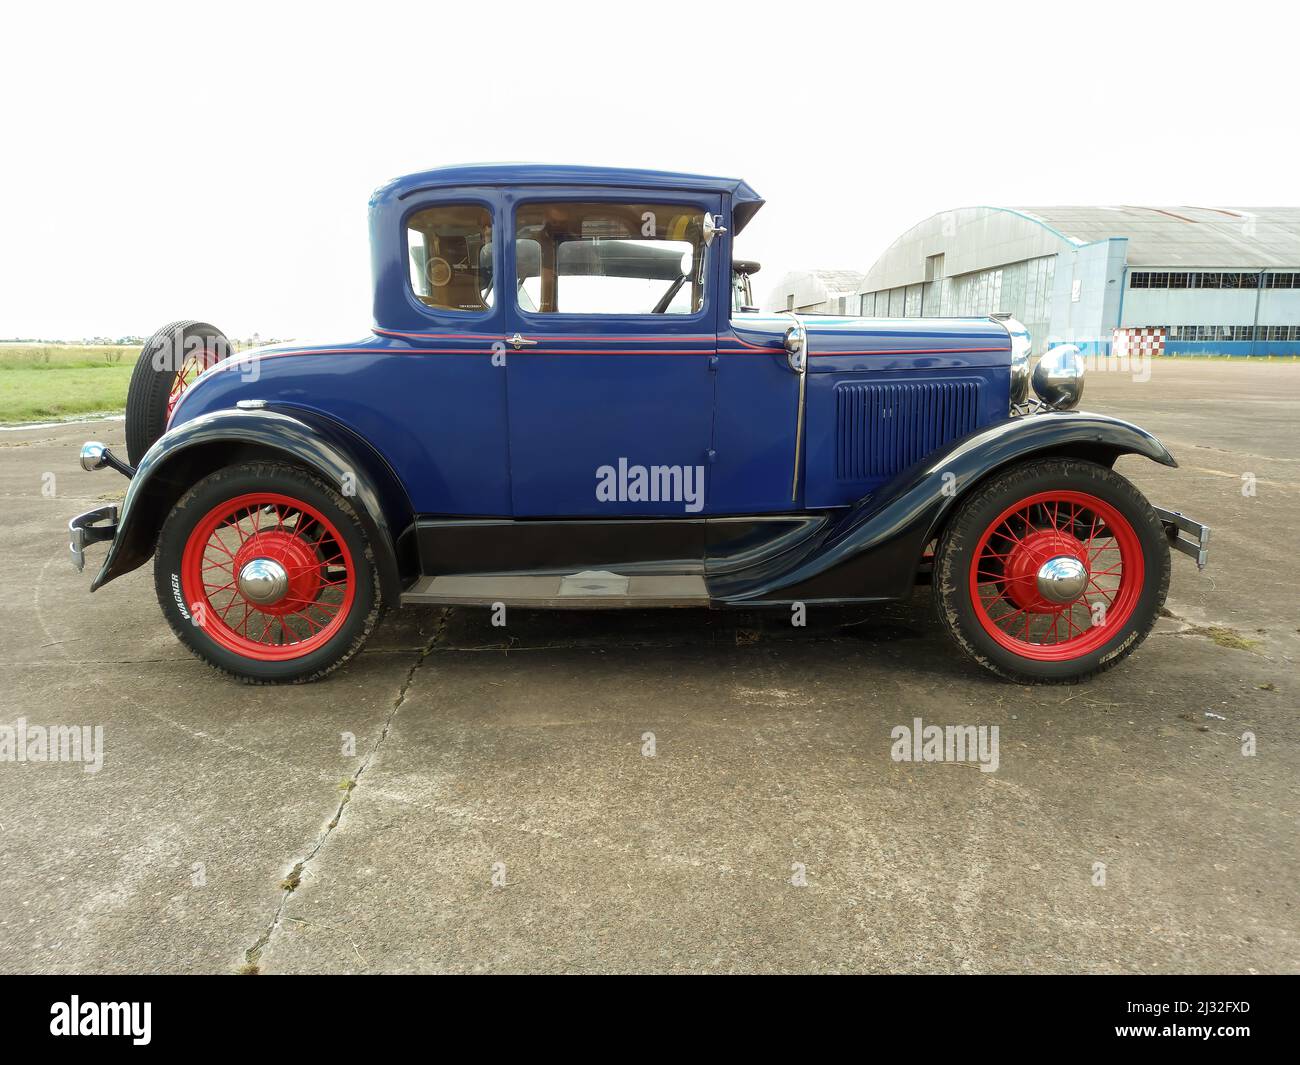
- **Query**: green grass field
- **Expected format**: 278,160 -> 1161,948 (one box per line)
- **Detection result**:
0,345 -> 138,423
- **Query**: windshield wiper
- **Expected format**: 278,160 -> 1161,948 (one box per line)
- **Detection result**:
651,275 -> 687,314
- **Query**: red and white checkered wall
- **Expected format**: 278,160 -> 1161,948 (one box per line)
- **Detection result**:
1112,327 -> 1165,358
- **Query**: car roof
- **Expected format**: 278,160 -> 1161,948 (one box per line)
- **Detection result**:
370,163 -> 766,233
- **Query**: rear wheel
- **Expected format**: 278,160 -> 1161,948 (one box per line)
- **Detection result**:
125,321 -> 232,465
154,462 -> 382,683
934,458 -> 1169,683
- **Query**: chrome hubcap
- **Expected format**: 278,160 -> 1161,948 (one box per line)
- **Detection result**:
237,558 -> 289,606
1035,555 -> 1088,604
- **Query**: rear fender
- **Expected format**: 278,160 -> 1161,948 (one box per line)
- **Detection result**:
711,411 -> 1176,604
91,407 -> 416,602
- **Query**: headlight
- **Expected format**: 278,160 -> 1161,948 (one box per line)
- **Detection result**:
996,315 -> 1032,410
1032,345 -> 1086,410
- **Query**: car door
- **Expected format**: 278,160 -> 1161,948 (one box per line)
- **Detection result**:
502,189 -> 723,520
711,315 -> 804,514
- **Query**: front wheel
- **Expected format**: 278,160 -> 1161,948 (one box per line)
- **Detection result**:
934,458 -> 1169,683
154,462 -> 383,683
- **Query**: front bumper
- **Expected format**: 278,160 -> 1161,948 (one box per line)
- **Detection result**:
69,505 -> 118,572
1153,506 -> 1210,570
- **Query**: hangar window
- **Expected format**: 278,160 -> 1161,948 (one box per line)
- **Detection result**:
1130,270 -> 1273,289
1163,324 -> 1300,342
406,204 -> 495,313
1226,273 -> 1259,289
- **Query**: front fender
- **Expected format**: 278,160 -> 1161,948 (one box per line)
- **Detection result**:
712,410 -> 1176,604
91,407 -> 415,602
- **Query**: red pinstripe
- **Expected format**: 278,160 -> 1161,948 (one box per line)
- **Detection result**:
236,342 -> 1010,361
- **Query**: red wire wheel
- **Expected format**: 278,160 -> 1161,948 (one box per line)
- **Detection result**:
180,492 -> 356,661
968,490 -> 1144,662
166,343 -> 222,422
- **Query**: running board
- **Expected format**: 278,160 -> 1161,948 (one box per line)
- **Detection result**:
400,570 -> 710,609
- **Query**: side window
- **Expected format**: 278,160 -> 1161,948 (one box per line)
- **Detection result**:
515,202 -> 706,315
407,204 -> 494,312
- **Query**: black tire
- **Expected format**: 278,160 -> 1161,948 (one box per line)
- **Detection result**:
934,458 -> 1170,684
154,462 -> 383,684
125,321 -> 232,465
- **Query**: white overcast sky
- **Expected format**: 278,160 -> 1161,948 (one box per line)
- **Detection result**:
2,0 -> 1295,340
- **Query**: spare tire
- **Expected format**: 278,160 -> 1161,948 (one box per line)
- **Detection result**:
125,321 -> 232,465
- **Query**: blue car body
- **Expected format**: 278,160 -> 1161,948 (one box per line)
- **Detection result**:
173,164 -> 1013,515
86,164 -> 1183,607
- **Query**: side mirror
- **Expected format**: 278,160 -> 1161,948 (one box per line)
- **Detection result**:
784,324 -> 807,373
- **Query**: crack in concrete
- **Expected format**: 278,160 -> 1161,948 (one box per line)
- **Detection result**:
240,610 -> 448,972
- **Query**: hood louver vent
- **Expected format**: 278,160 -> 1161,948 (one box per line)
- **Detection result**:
835,379 -> 983,482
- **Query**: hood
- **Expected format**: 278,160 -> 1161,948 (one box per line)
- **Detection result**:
731,314 -> 1013,366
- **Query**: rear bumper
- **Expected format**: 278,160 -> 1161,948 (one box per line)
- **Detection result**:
69,505 -> 118,573
1153,506 -> 1210,570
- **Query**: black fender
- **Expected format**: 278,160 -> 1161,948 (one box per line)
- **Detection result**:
710,410 -> 1176,604
91,406 -> 417,604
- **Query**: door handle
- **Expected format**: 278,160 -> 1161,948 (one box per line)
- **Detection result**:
506,333 -> 538,349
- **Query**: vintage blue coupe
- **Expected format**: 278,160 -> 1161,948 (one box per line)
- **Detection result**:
69,164 -> 1209,684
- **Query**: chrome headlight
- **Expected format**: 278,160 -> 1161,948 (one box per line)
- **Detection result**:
1032,345 -> 1086,410
997,315 -> 1032,409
